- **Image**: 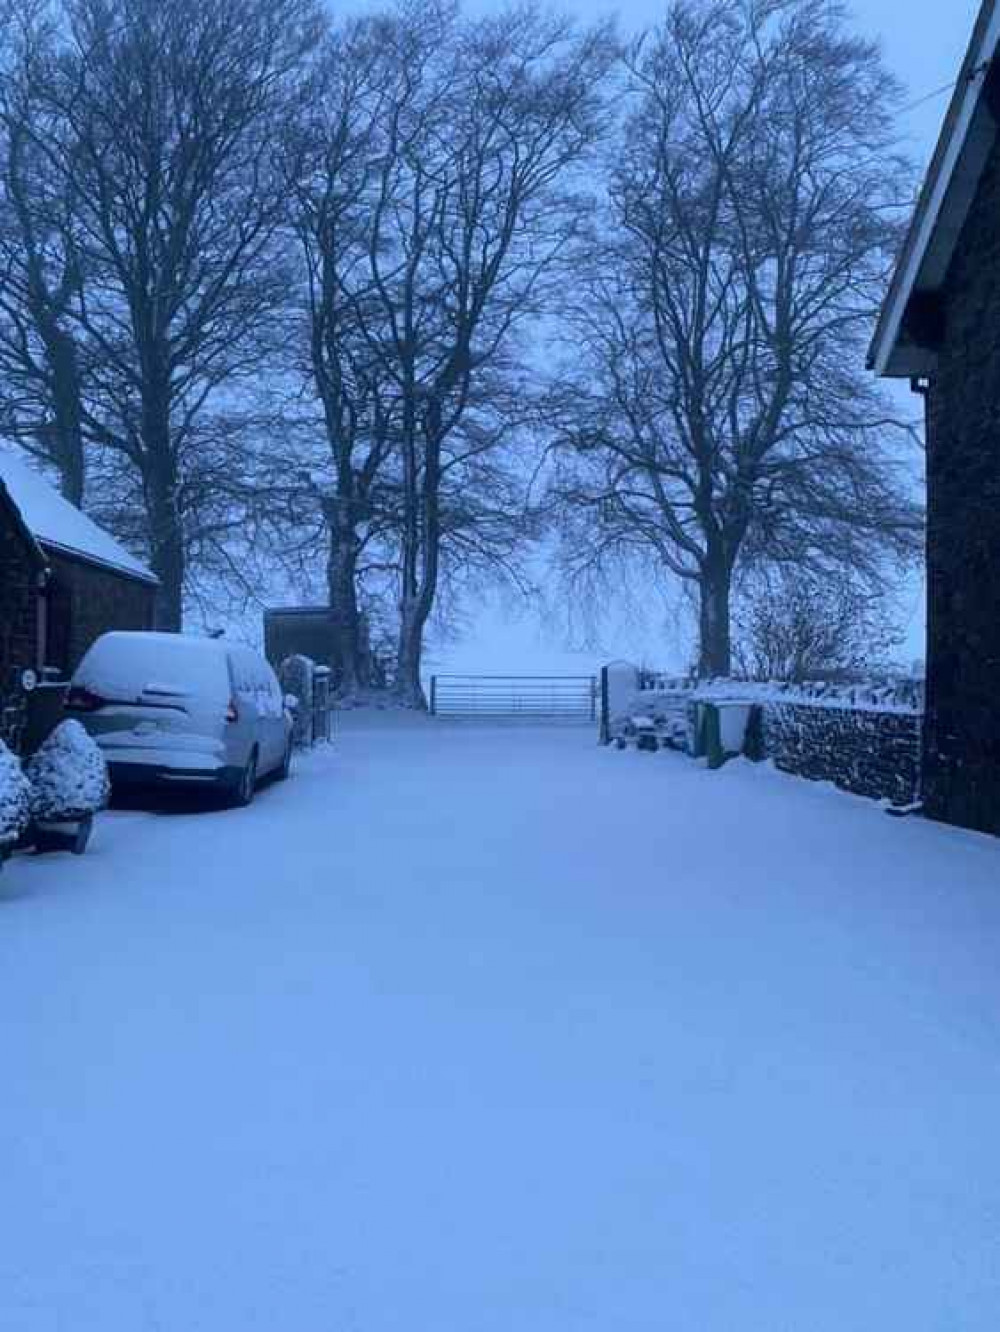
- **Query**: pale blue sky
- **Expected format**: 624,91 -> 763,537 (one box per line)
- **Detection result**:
430,0 -> 982,677
466,0 -> 981,164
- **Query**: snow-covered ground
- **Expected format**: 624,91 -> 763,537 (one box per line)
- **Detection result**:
3,716 -> 1000,1330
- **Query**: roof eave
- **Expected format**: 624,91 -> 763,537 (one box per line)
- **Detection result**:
0,476 -> 49,572
870,0 -> 1000,378
40,538 -> 160,588
874,345 -> 939,380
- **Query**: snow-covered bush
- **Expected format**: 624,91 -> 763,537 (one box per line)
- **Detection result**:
0,739 -> 32,847
25,721 -> 110,823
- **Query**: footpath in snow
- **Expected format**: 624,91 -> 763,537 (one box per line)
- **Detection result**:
2,714 -> 1000,1331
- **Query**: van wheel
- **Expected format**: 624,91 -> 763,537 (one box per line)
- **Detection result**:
230,751 -> 258,808
276,741 -> 292,782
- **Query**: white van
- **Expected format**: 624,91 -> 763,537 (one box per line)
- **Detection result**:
66,632 -> 293,805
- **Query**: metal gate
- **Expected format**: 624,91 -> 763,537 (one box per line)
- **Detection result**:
429,674 -> 597,722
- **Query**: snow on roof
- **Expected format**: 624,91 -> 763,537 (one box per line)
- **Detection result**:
0,450 -> 158,585
869,0 -> 1000,377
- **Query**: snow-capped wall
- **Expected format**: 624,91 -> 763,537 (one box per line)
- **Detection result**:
635,673 -> 924,716
604,665 -> 924,805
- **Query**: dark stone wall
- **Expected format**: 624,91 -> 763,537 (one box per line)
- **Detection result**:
761,703 -> 923,807
45,550 -> 157,676
925,128 -> 1000,834
676,692 -> 923,805
0,510 -> 40,752
0,513 -> 39,682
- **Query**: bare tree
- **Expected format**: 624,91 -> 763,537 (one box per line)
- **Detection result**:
552,0 -> 922,677
343,1 -> 613,706
0,3 -> 90,503
30,0 -> 323,628
733,568 -> 903,682
283,20 -> 406,695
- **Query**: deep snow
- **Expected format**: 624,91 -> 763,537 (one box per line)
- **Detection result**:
2,716 -> 1000,1330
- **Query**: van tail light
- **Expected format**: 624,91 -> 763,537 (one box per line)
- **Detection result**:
225,698 -> 239,724
65,686 -> 106,713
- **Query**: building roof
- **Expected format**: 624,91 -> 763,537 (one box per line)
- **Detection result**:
869,0 -> 1000,378
0,474 -> 48,573
0,450 -> 158,586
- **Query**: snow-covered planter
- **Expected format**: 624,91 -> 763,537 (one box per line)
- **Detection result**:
0,739 -> 32,871
24,720 -> 109,856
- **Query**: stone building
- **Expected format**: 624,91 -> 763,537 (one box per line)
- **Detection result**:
0,451 -> 158,689
263,605 -> 388,690
870,0 -> 1000,835
0,474 -> 48,687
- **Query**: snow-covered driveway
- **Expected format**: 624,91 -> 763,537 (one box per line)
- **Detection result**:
4,715 -> 1000,1331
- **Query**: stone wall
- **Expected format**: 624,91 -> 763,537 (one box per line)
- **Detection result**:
0,501 -> 41,753
924,126 -> 1000,834
607,666 -> 924,806
46,550 -> 157,675
760,702 -> 922,807
0,514 -> 39,681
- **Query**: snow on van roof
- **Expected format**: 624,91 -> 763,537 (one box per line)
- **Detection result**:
94,631 -> 228,650
74,632 -> 232,700
0,450 -> 158,585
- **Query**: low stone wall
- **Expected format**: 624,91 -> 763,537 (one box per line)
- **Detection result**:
603,664 -> 924,806
760,701 -> 922,806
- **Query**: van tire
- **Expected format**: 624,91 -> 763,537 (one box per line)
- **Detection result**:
230,750 -> 258,808
276,741 -> 292,782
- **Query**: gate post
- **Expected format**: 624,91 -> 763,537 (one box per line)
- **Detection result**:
598,666 -> 610,744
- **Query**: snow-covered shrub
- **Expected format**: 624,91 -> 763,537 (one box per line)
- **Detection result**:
25,720 -> 110,823
0,739 -> 31,847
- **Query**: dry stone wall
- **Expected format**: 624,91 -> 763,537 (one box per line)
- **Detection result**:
606,665 -> 924,805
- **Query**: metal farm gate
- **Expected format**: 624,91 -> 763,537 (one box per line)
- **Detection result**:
429,674 -> 598,723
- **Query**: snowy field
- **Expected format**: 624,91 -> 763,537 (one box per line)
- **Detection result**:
3,714 -> 1000,1330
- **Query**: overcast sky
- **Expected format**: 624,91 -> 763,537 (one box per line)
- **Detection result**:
430,0 -> 982,679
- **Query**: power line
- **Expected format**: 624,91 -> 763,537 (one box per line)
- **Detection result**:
899,58 -> 992,117
901,78 -> 961,115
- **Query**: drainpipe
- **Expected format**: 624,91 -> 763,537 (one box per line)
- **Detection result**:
35,569 -> 49,673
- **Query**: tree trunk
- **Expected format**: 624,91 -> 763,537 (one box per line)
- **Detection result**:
393,597 -> 427,709
698,556 -> 733,678
147,467 -> 185,632
326,503 -> 363,697
47,327 -> 86,508
143,369 -> 184,631
134,338 -> 186,631
391,383 -> 429,709
391,417 -> 443,711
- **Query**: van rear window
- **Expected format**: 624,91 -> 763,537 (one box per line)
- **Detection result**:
72,634 -> 230,703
